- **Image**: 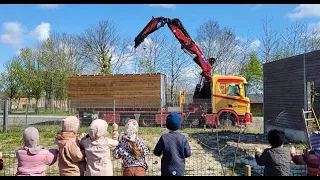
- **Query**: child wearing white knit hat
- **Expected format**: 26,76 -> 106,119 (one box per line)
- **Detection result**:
79,119 -> 119,176
56,116 -> 85,176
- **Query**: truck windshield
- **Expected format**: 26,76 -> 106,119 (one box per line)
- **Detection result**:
244,84 -> 248,97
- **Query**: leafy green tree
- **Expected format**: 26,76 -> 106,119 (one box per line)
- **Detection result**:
19,48 -> 44,114
242,53 -> 263,94
0,56 -> 23,112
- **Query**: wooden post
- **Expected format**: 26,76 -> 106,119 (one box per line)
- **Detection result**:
245,165 -> 251,176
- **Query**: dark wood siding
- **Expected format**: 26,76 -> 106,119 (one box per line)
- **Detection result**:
306,50 -> 320,81
263,54 -> 305,131
264,50 -> 320,131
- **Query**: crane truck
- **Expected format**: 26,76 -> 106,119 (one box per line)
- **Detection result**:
68,16 -> 253,128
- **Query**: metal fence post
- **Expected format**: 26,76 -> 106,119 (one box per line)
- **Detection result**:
3,100 -> 8,133
25,98 -> 29,126
245,165 -> 251,176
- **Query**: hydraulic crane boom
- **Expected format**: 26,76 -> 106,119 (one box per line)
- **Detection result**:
134,16 -> 216,99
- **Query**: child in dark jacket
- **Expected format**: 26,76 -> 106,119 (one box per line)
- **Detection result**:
255,129 -> 291,176
154,113 -> 191,176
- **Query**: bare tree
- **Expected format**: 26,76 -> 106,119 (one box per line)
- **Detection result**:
164,40 -> 193,103
307,29 -> 320,51
134,30 -> 168,73
259,16 -> 281,63
111,37 -> 135,74
280,21 -> 308,57
195,19 -> 247,75
78,20 -> 134,74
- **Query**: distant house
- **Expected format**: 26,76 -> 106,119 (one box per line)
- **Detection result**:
248,94 -> 263,115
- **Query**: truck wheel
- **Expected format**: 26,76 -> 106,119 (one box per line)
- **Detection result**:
219,112 -> 237,128
191,119 -> 200,127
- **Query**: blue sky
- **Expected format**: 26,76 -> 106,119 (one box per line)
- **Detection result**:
0,4 -> 320,72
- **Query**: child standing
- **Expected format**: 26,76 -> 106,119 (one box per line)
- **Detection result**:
80,119 -> 119,176
16,127 -> 58,176
154,113 -> 191,176
0,152 -> 3,171
56,116 -> 85,176
255,129 -> 291,176
290,131 -> 320,176
113,119 -> 149,176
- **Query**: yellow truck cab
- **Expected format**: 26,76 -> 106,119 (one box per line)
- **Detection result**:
211,74 -> 252,126
179,74 -> 252,128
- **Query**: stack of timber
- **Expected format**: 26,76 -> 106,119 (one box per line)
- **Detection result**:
67,73 -> 166,109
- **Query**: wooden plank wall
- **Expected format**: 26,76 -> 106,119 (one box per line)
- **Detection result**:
68,73 -> 164,108
263,54 -> 305,131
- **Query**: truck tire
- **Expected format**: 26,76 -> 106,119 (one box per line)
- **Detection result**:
218,112 -> 237,128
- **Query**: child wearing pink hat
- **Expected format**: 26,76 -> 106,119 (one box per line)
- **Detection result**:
0,152 -> 3,170
16,127 -> 58,176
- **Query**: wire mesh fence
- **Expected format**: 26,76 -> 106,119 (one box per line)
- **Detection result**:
0,95 -> 253,130
0,99 -> 306,176
1,99 -> 213,128
0,149 -> 306,176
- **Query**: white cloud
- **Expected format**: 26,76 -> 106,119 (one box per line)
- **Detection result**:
147,4 -> 176,8
38,4 -> 60,9
249,39 -> 261,51
0,21 -> 24,48
287,4 -> 320,20
28,22 -> 51,42
251,4 -> 263,10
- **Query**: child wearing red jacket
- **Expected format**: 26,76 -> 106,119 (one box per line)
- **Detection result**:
290,131 -> 320,176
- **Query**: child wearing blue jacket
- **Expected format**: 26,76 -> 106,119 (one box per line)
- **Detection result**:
154,113 -> 192,176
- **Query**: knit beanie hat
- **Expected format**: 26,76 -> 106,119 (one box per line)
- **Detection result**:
23,127 -> 43,155
268,129 -> 285,147
61,116 -> 80,133
310,131 -> 320,157
166,113 -> 181,131
124,119 -> 139,142
89,119 -> 108,141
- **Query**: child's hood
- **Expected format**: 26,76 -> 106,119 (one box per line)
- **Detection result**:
55,132 -> 77,147
89,119 -> 108,141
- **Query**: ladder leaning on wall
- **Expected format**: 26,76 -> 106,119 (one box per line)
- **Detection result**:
302,108 -> 320,148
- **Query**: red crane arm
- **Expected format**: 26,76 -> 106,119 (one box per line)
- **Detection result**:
134,16 -> 215,81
